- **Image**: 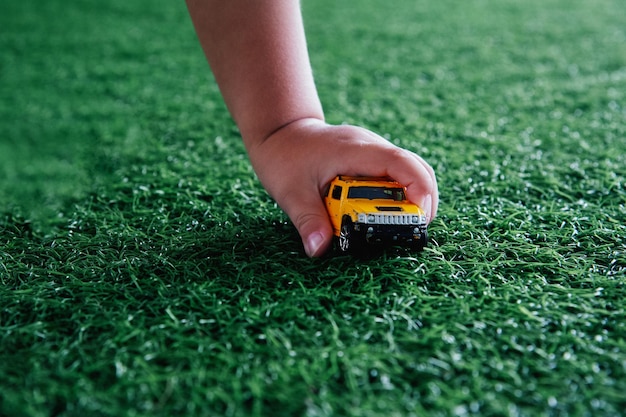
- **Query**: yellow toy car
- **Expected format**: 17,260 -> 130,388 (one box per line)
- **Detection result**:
324,176 -> 428,252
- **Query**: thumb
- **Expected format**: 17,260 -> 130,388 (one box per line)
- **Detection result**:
281,192 -> 334,257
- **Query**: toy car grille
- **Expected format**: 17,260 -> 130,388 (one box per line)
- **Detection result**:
369,214 -> 417,225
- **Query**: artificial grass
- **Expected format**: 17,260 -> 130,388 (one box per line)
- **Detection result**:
1,0 -> 625,416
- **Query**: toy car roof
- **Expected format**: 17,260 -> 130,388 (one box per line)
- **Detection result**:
336,175 -> 400,184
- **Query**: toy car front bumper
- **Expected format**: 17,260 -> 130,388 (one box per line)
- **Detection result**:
353,223 -> 426,245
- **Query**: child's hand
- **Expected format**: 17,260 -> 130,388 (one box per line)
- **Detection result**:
247,118 -> 439,257
186,1 -> 438,256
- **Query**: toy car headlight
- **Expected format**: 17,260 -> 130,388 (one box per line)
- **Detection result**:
367,214 -> 376,223
412,215 -> 427,224
358,213 -> 367,223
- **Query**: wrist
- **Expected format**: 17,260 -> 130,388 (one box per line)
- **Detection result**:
243,116 -> 326,155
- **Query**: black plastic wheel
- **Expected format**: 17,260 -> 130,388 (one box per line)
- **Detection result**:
339,218 -> 353,253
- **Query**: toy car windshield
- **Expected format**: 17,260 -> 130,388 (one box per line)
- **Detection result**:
347,186 -> 406,201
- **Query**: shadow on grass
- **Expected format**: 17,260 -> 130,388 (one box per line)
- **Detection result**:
1,189 -> 434,317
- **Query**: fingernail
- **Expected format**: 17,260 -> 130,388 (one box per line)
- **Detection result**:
422,194 -> 432,222
305,232 -> 325,257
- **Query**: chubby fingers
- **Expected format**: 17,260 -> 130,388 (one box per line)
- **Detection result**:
387,149 -> 438,222
327,127 -> 439,222
276,182 -> 335,257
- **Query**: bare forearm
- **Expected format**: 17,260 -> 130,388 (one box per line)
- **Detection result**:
185,0 -> 324,148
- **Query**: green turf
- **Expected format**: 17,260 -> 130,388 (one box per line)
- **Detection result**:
1,0 -> 625,416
